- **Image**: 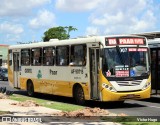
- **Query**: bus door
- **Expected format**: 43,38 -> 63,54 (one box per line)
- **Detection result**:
13,52 -> 20,88
151,48 -> 160,94
89,48 -> 99,100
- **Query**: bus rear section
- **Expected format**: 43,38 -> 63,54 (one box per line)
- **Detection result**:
148,38 -> 160,95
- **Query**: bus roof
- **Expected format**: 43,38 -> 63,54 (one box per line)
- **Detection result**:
131,31 -> 160,39
147,38 -> 160,46
9,35 -> 146,49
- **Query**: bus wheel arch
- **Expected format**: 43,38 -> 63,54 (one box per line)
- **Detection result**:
26,79 -> 34,96
73,83 -> 85,105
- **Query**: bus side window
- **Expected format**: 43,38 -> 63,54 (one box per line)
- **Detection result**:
70,45 -> 86,66
21,49 -> 30,66
43,47 -> 55,66
56,46 -> 69,66
31,48 -> 42,66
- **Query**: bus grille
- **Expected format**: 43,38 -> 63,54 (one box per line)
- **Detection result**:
117,80 -> 142,86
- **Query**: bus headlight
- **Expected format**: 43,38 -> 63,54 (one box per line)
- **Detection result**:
102,83 -> 117,92
142,82 -> 151,90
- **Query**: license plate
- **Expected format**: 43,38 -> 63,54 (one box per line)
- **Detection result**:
126,94 -> 135,98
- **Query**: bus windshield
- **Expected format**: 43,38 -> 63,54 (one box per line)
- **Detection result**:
102,47 -> 149,78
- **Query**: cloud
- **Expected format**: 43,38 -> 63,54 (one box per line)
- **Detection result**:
55,0 -> 101,12
129,10 -> 156,33
85,27 -> 100,36
55,0 -> 159,35
0,22 -> 24,34
29,10 -> 56,29
90,12 -> 125,26
0,22 -> 23,43
86,0 -> 159,35
6,34 -> 21,43
0,0 -> 51,17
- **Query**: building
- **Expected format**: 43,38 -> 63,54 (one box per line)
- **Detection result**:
0,45 -> 8,68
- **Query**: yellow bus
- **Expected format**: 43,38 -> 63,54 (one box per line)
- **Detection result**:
8,35 -> 151,105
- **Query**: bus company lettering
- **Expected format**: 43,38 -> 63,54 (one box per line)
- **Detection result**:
50,69 -> 57,75
25,68 -> 32,73
119,38 -> 144,45
71,69 -> 84,74
108,38 -> 117,45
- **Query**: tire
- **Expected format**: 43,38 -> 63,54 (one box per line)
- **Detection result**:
74,85 -> 85,105
27,81 -> 34,96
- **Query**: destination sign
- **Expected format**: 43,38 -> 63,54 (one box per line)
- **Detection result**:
119,38 -> 144,45
128,48 -> 147,52
105,37 -> 146,46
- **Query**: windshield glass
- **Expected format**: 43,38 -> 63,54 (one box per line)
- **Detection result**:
102,47 -> 149,78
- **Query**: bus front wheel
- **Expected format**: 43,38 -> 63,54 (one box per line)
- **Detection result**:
74,85 -> 85,105
27,81 -> 34,96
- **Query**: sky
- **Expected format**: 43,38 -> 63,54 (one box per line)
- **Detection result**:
0,0 -> 160,45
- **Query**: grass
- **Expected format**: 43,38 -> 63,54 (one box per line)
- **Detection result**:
121,122 -> 160,125
101,116 -> 160,124
9,94 -> 84,112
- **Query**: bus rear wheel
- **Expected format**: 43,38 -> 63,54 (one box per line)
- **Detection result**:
27,81 -> 34,96
74,86 -> 85,105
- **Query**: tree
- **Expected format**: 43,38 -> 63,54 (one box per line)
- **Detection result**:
65,26 -> 77,38
43,26 -> 77,42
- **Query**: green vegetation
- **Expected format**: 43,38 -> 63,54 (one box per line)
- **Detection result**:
101,116 -> 160,125
9,94 -> 84,112
101,116 -> 137,122
42,26 -> 77,41
121,122 -> 160,125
